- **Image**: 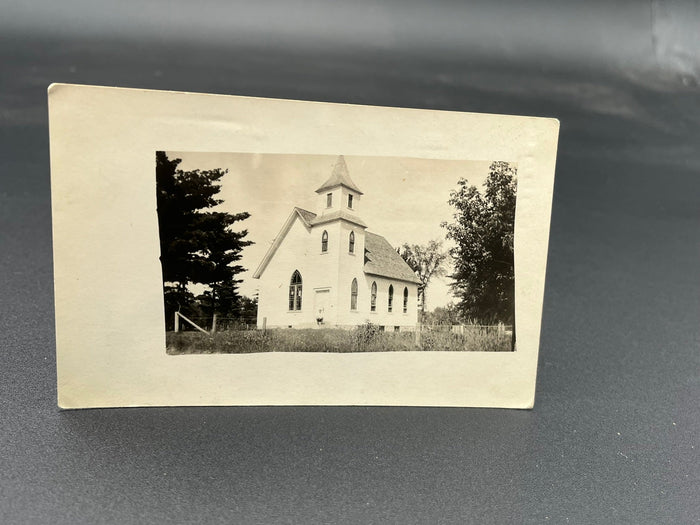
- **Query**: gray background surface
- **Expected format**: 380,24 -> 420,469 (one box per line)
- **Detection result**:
1,1 -> 699,523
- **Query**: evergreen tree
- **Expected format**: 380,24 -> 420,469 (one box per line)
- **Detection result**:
156,151 -> 253,327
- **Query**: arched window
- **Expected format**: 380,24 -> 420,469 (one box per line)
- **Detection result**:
289,270 -> 302,311
370,281 -> 377,312
349,231 -> 355,253
388,284 -> 394,313
321,230 -> 328,252
350,278 -> 358,310
403,287 -> 409,313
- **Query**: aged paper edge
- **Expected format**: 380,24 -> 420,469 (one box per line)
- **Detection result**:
48,83 -> 559,409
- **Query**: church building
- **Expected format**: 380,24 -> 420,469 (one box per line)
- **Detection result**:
253,156 -> 420,330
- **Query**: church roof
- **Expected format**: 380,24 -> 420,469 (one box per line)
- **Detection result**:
253,208 -> 421,283
363,232 -> 422,284
294,207 -> 317,226
311,210 -> 367,228
315,156 -> 364,195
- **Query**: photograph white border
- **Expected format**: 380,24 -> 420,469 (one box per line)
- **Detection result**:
49,84 -> 559,409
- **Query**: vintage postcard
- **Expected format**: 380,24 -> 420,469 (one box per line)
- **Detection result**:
48,84 -> 558,408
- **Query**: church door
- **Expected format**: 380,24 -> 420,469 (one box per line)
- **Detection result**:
314,289 -> 330,325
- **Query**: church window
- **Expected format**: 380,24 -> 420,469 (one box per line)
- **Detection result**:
348,194 -> 354,208
403,287 -> 408,313
388,285 -> 394,313
349,231 -> 355,253
350,278 -> 358,310
370,281 -> 377,312
321,230 -> 328,252
289,270 -> 302,311
326,193 -> 333,207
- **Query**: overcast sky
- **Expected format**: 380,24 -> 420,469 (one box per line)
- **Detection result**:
168,152 -> 493,310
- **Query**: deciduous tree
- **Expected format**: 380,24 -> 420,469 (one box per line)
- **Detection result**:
398,240 -> 447,313
442,161 -> 517,334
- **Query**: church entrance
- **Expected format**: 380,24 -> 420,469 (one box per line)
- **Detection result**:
314,289 -> 330,326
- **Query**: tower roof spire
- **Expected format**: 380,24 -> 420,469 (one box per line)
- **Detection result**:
315,155 -> 363,195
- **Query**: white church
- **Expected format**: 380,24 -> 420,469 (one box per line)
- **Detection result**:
253,156 -> 420,330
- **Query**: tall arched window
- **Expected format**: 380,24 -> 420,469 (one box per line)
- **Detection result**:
321,230 -> 328,252
350,278 -> 358,310
403,287 -> 409,313
349,231 -> 355,253
289,270 -> 302,311
388,284 -> 394,313
370,281 -> 377,312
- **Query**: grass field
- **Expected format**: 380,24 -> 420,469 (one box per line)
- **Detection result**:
166,325 -> 512,354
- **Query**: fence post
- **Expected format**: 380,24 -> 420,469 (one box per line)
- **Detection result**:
178,312 -> 209,334
174,311 -> 180,333
414,320 -> 422,347
262,316 -> 267,334
211,313 -> 217,334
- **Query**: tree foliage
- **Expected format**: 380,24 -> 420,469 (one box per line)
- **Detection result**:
236,295 -> 259,324
156,151 -> 253,323
398,240 -> 447,313
421,303 -> 461,326
442,161 -> 517,325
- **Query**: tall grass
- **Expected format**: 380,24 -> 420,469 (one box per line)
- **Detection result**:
167,324 -> 511,354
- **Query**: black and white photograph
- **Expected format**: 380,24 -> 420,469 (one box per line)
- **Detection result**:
156,152 -> 517,354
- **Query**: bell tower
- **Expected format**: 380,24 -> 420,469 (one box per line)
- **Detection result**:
315,155 -> 363,216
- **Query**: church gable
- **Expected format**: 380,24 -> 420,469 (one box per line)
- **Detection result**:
252,207 -> 316,279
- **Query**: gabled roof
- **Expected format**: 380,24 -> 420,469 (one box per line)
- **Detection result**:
364,232 -> 421,285
253,209 -> 419,285
294,207 -> 317,227
252,207 -> 316,278
315,155 -> 364,195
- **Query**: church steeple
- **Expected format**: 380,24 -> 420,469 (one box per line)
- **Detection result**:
315,156 -> 364,217
315,156 -> 363,195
